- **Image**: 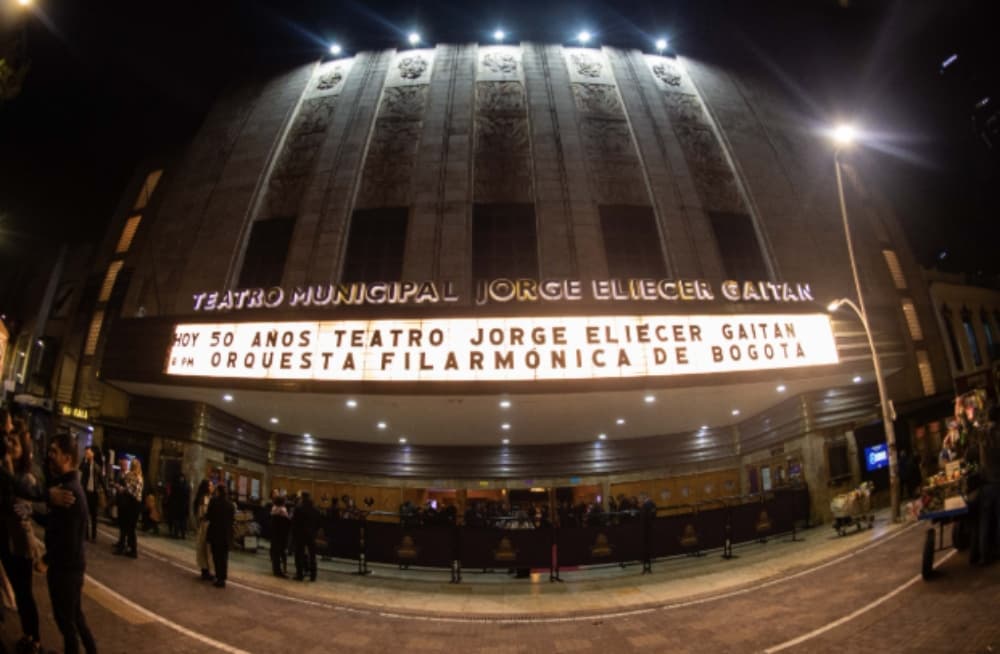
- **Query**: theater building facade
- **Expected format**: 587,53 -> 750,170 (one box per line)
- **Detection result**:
77,43 -> 951,522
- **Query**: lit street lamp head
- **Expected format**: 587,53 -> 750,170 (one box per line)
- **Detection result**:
827,299 -> 844,312
831,124 -> 857,147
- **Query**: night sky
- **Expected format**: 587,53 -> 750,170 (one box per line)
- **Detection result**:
0,0 -> 997,291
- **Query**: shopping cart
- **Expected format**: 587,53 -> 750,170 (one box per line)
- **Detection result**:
830,481 -> 875,536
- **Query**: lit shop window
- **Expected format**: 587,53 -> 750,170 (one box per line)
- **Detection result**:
916,350 -> 936,396
342,208 -> 407,284
599,205 -> 666,279
882,249 -> 907,289
940,304 -> 964,372
98,261 -> 123,303
116,214 -> 142,254
900,299 -> 923,341
84,310 -> 104,356
473,204 -> 539,282
132,169 -> 163,211
961,307 -> 983,367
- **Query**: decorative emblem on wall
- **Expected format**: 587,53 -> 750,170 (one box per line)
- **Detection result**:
398,55 -> 429,80
316,70 -> 344,91
396,535 -> 418,560
482,52 -> 518,75
570,52 -> 603,78
680,524 -> 699,549
652,61 -> 682,87
590,532 -> 613,558
493,536 -> 517,562
756,510 -> 772,535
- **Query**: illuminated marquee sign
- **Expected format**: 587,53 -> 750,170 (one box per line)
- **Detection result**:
166,313 -> 838,382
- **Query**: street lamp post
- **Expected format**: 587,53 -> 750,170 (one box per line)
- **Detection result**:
828,126 -> 900,521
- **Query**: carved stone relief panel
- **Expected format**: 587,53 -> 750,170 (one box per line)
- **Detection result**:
384,48 -> 436,87
662,91 -> 705,126
644,55 -> 695,94
357,119 -> 423,207
563,47 -> 615,85
673,124 -> 728,170
473,155 -> 534,203
476,81 -> 526,115
380,85 -> 429,120
580,118 -> 634,160
264,95 -> 338,219
691,167 -> 743,214
478,46 -> 522,82
571,83 -> 624,117
476,115 -> 529,155
307,57 -> 355,98
589,172 -> 647,205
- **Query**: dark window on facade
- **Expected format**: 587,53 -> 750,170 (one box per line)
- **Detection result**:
981,308 -> 996,361
828,440 -> 851,480
708,211 -> 769,280
599,205 -> 667,279
472,204 -> 538,281
342,208 -> 408,283
941,304 -> 964,372
961,306 -> 983,367
238,218 -> 295,289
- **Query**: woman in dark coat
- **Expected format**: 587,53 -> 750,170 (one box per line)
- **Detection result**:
206,484 -> 235,588
269,495 -> 291,577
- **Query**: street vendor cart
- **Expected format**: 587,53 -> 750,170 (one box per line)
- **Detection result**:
915,462 -> 976,580
830,481 -> 875,536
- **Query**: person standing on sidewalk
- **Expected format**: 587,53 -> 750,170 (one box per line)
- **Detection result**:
79,447 -> 105,543
44,432 -> 97,654
291,491 -> 320,581
206,483 -> 235,588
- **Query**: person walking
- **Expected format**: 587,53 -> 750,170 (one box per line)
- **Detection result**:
291,491 -> 320,581
206,483 -> 235,588
44,432 -> 97,654
79,447 -> 105,543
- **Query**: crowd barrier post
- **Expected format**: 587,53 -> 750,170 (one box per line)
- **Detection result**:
722,500 -> 736,560
356,515 -> 371,576
550,524 -> 562,582
451,523 -> 462,583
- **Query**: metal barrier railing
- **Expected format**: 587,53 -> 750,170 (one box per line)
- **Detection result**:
253,486 -> 810,583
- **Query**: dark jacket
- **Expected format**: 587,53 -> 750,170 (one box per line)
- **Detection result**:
44,470 -> 88,572
206,495 -> 235,546
291,500 -> 321,542
78,458 -> 106,495
270,510 -> 291,551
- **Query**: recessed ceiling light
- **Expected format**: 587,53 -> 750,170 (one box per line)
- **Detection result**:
615,418 -> 625,425
852,375 -> 863,383
701,425 -> 708,430
598,433 -> 607,440
346,399 -> 358,408
222,394 -> 234,402
303,433 -> 312,440
644,395 -> 656,403
398,436 -> 407,444
501,423 -> 511,430
731,409 -> 740,416
269,417 -> 279,424
502,438 -> 510,445
776,384 -> 787,393
377,422 -> 387,430
499,399 -> 511,409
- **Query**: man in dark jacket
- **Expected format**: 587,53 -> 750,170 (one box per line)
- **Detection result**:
269,495 -> 291,577
206,484 -> 235,588
291,491 -> 321,581
45,432 -> 97,654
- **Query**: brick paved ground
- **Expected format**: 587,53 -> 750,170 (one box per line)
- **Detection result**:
1,522 -> 998,653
